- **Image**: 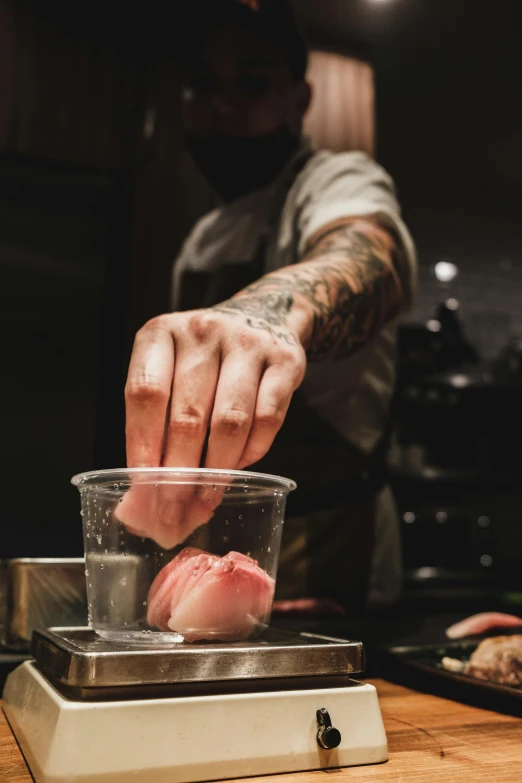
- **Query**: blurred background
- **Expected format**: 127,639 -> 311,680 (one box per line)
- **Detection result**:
2,0 -> 522,608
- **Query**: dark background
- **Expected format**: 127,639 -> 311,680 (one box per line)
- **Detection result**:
1,0 -> 521,601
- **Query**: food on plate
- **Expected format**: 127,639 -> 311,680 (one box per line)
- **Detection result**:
147,547 -> 274,642
442,613 -> 522,685
462,635 -> 522,686
441,656 -> 466,674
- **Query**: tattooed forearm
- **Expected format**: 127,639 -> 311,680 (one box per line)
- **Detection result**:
214,291 -> 293,329
213,290 -> 299,345
214,217 -> 412,360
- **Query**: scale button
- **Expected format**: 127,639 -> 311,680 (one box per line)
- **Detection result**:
316,708 -> 342,750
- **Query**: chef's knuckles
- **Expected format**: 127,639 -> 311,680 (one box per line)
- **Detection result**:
133,308 -> 306,356
167,409 -> 208,442
185,310 -> 221,343
212,408 -> 253,439
124,376 -> 170,408
252,407 -> 287,433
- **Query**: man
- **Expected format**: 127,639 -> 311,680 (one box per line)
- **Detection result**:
123,0 -> 416,612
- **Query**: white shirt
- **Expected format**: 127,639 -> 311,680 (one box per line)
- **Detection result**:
172,145 -> 416,605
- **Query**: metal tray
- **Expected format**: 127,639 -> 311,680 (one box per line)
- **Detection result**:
0,558 -> 87,649
32,627 -> 365,688
384,639 -> 522,716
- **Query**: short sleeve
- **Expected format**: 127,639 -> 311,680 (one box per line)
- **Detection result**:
293,151 -> 416,281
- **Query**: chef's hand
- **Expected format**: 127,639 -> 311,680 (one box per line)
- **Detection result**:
126,307 -> 306,470
118,214 -> 409,547
117,306 -> 306,548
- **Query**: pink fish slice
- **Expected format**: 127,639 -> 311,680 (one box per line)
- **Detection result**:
146,548 -> 274,641
446,612 -> 522,639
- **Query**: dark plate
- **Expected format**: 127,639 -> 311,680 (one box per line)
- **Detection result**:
380,638 -> 522,717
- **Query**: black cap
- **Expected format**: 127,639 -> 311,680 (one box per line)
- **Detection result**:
177,0 -> 309,81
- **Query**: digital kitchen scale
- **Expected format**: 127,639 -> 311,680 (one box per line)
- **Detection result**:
3,627 -> 387,783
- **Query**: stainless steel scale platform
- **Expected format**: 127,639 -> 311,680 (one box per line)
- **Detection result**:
3,627 -> 388,783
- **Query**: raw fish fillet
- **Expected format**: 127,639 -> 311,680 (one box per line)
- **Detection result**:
446,612 -> 522,639
116,482 -> 222,550
147,548 -> 274,642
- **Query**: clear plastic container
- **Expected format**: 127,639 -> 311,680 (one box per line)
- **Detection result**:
71,468 -> 295,644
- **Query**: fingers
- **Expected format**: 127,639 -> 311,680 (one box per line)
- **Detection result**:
122,312 -> 225,549
116,484 -> 164,545
237,364 -> 297,469
122,317 -> 182,547
156,319 -> 222,544
125,319 -> 174,468
162,345 -> 220,468
121,307 -> 306,550
116,482 -> 213,550
204,351 -> 264,470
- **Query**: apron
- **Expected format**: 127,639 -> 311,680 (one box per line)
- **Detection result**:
177,152 -> 390,610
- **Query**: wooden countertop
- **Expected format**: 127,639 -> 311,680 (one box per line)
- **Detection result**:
2,679 -> 522,783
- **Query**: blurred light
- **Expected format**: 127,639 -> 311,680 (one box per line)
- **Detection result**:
404,386 -> 419,400
446,298 -> 460,311
403,512 -> 416,524
436,512 -> 448,524
417,567 -> 437,580
143,107 -> 156,139
434,261 -> 458,283
450,374 -> 469,389
427,319 -> 441,333
478,516 -> 490,528
480,554 -> 493,568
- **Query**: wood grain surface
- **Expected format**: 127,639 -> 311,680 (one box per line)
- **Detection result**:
2,679 -> 522,783
0,705 -> 31,782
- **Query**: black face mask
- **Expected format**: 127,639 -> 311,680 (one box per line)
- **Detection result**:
185,127 -> 300,202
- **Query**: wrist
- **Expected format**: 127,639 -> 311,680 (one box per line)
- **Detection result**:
230,274 -> 313,350
284,295 -> 314,350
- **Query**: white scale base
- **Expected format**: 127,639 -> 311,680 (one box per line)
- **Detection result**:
3,662 -> 388,783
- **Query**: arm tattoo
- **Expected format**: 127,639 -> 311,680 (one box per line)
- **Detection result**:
214,291 -> 298,347
214,217 -> 412,360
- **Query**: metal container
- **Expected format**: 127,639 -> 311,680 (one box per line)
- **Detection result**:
1,559 -> 88,650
